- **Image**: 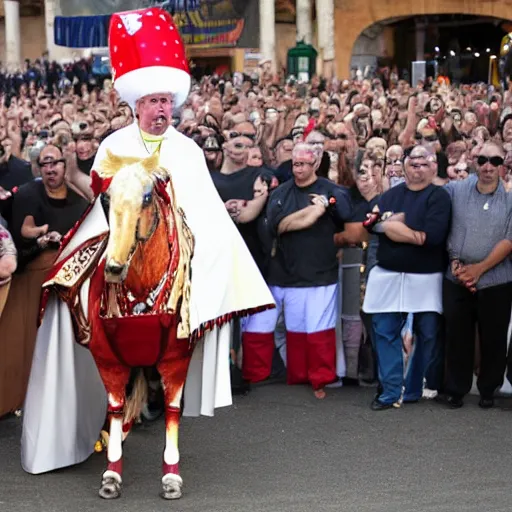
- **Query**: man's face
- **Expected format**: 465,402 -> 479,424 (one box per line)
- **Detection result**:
446,142 -> 466,166
504,151 -> 512,174
464,111 -> 477,129
417,128 -> 441,153
429,96 -> 443,113
292,150 -> 317,183
39,146 -> 66,190
275,139 -> 293,165
385,146 -> 404,178
366,137 -> 387,159
477,145 -> 503,184
223,122 -> 256,166
76,136 -> 95,161
37,99 -> 51,119
0,138 -> 12,164
326,104 -> 339,121
405,148 -> 436,186
354,110 -> 371,146
136,93 -> 174,135
305,132 -> 326,155
357,158 -> 379,196
503,119 -> 512,143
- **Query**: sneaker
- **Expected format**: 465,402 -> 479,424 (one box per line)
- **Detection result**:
422,388 -> 438,400
371,398 -> 393,411
325,378 -> 344,389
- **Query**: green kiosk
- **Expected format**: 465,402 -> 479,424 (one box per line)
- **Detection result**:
287,40 -> 318,82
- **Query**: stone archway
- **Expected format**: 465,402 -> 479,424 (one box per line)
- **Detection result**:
334,0 -> 512,78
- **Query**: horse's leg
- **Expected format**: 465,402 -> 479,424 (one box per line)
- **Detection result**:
96,363 -> 131,500
157,340 -> 193,500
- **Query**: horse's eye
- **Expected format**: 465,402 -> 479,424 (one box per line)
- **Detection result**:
142,192 -> 152,208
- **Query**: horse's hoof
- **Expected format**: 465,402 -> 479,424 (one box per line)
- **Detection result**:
161,473 -> 183,500
99,476 -> 122,499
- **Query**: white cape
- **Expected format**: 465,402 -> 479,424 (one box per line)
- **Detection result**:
21,124 -> 275,474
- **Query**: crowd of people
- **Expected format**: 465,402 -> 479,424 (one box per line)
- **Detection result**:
1,55 -> 512,417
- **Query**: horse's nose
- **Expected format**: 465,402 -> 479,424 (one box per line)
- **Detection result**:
105,261 -> 125,276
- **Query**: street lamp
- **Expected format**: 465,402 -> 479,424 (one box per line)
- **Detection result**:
449,50 -> 456,57
474,52 -> 480,58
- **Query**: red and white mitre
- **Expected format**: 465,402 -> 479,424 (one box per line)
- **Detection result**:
109,7 -> 190,107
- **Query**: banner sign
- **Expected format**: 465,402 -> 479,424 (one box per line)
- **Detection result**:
56,0 -> 259,49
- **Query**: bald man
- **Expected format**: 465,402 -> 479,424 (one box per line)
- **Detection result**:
242,143 -> 352,399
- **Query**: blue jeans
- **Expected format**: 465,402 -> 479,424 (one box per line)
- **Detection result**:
372,312 -> 441,404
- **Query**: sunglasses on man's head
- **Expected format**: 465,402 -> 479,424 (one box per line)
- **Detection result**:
476,155 -> 504,167
415,133 -> 438,142
229,131 -> 256,141
232,142 -> 252,150
39,158 -> 65,168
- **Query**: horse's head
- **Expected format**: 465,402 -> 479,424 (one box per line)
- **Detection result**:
98,151 -> 166,283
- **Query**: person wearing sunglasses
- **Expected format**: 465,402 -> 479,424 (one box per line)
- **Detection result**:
10,144 -> 88,268
211,119 -> 277,393
212,120 -> 270,274
414,128 -> 441,153
362,145 -> 452,411
441,141 -> 512,410
0,144 -> 88,417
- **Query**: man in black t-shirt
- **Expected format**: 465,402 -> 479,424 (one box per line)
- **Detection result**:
0,143 -> 34,228
211,120 -> 276,274
10,145 -> 88,269
211,120 -> 278,393
242,143 -> 352,399
362,145 -> 451,411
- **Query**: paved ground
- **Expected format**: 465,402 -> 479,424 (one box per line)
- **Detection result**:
1,383 -> 511,512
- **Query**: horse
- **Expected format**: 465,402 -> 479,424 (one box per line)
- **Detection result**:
87,150 -> 195,500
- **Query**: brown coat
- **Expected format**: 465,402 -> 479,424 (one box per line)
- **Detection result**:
0,250 -> 57,416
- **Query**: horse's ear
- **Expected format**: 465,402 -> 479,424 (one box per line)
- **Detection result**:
99,150 -> 142,178
142,152 -> 160,174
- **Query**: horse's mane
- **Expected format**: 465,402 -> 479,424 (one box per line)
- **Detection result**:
99,150 -> 164,180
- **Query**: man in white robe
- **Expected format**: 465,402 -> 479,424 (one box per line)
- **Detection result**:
21,6 -> 274,475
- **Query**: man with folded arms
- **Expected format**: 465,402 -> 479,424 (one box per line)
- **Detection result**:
363,145 -> 452,410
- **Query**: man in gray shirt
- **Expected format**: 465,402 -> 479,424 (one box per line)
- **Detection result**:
442,141 -> 512,409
